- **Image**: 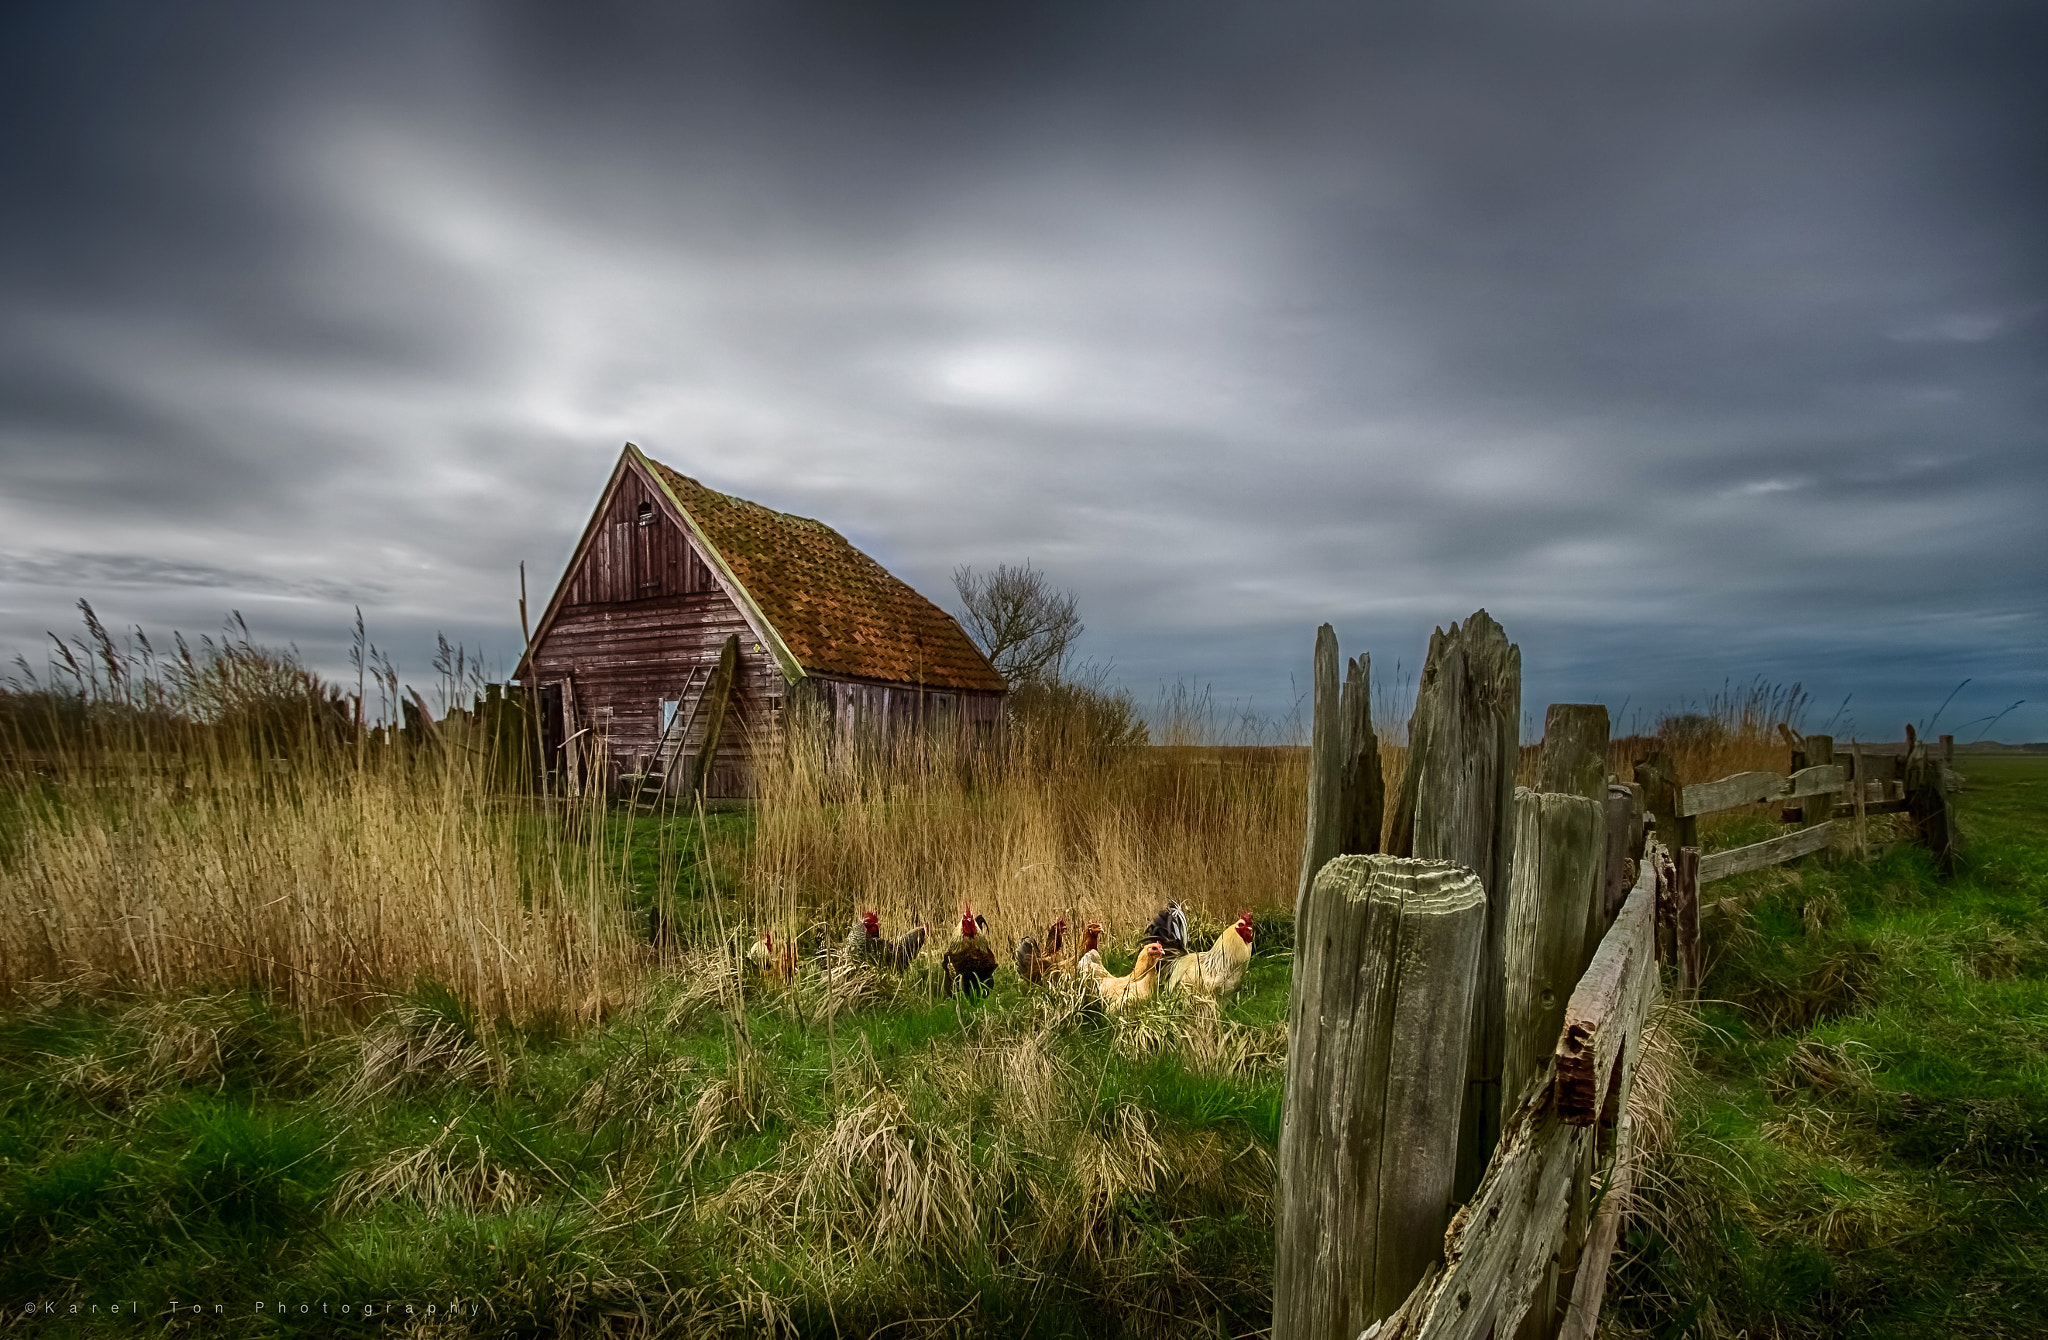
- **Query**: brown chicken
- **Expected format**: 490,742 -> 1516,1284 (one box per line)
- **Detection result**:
1077,940 -> 1166,1014
943,904 -> 997,997
1014,916 -> 1070,986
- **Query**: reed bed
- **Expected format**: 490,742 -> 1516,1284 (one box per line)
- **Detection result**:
738,706 -> 1311,958
0,623 -> 636,1023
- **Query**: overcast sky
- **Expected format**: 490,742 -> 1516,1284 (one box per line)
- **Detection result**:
3,1 -> 2043,742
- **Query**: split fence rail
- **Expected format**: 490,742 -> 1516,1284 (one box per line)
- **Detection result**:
1273,615 -> 1960,1340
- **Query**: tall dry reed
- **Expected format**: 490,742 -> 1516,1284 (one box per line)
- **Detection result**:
0,618 -> 634,1022
740,700 -> 1308,953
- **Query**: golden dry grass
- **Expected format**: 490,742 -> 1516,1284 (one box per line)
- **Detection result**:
0,726 -> 636,1024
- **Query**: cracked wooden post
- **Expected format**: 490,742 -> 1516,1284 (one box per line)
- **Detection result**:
1298,626 -> 1384,907
1502,788 -> 1605,1118
1275,855 -> 1487,1340
1389,610 -> 1521,1202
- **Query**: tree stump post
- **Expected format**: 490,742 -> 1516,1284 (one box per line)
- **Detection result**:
1274,856 -> 1488,1340
1388,610 -> 1521,1203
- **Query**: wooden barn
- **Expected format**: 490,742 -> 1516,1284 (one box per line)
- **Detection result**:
514,444 -> 1007,797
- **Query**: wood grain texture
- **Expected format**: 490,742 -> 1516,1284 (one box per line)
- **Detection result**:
1556,855 -> 1656,1126
1397,611 -> 1522,1202
1341,653 -> 1386,860
1697,821 -> 1835,883
1296,624 -> 1345,907
1554,1110 -> 1637,1340
1502,789 -> 1604,1118
1274,855 -> 1487,1340
1537,705 -> 1609,806
1381,891 -> 1658,1340
1678,764 -> 1845,817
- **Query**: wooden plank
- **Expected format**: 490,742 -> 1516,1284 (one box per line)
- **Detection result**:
1794,736 -> 1836,827
1556,855 -> 1656,1126
1274,855 -> 1488,1340
1679,764 -> 1846,817
1554,1109 -> 1637,1340
1697,820 -> 1835,883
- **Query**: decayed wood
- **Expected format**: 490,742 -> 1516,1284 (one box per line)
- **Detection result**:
1793,735 -> 1836,827
1383,860 -> 1660,1340
1634,752 -> 1681,848
1903,731 -> 1959,875
1538,705 -> 1610,806
1678,764 -> 1847,817
1297,631 -> 1387,909
1697,820 -> 1835,883
1275,856 -> 1488,1340
1297,625 -> 1345,905
1675,846 -> 1701,996
1392,611 -> 1522,1202
1556,855 -> 1656,1126
1540,702 -> 1610,989
1341,654 -> 1386,860
1502,789 -> 1604,1117
1554,1109 -> 1638,1340
1852,741 -> 1869,860
1601,783 -> 1644,928
688,635 -> 741,797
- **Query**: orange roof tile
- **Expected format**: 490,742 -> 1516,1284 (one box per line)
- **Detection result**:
646,457 -> 1008,694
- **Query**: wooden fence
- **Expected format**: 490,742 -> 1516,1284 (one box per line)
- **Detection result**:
1274,617 -> 1961,1340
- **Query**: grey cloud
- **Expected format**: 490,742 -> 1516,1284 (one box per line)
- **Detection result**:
0,0 -> 2042,736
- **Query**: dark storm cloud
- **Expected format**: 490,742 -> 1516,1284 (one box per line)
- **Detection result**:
1,0 -> 2043,739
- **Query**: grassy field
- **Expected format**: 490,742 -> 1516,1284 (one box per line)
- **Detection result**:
0,912 -> 1296,1335
1607,755 -> 2048,1338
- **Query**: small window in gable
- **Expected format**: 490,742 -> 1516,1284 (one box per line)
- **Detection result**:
636,501 -> 655,527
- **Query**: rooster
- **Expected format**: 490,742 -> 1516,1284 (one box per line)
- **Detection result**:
1014,916 -> 1070,986
1139,901 -> 1190,976
1166,909 -> 1255,999
844,909 -> 928,969
1077,940 -> 1166,1014
746,929 -> 796,985
943,904 -> 997,998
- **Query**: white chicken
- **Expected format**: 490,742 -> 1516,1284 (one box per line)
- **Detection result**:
1076,940 -> 1166,1014
1165,910 -> 1255,999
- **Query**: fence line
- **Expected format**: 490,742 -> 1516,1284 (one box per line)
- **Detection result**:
1275,617 -> 1963,1340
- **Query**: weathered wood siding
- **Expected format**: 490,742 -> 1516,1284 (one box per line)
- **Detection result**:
805,674 -> 1006,747
529,467 -> 782,797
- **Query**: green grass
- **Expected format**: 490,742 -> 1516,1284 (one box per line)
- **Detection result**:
0,914 -> 1296,1335
1607,756 -> 2048,1338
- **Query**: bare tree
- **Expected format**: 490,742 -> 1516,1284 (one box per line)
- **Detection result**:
952,561 -> 1083,686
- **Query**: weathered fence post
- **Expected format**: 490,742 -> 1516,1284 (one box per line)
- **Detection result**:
1903,724 -> 1960,875
1275,856 -> 1488,1340
1539,703 -> 1611,985
1502,787 -> 1604,1113
1602,782 -> 1645,925
1791,734 -> 1835,828
1298,627 -> 1385,906
1675,846 -> 1701,996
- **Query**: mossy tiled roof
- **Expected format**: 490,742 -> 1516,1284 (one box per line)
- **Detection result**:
647,458 -> 1007,694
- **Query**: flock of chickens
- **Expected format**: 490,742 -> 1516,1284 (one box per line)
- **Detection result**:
745,900 -> 1258,1013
